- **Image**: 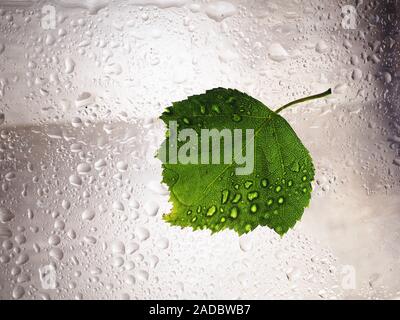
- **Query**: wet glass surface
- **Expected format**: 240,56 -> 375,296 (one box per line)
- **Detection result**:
0,0 -> 399,299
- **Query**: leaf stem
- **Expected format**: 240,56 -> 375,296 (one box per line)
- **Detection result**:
275,88 -> 332,114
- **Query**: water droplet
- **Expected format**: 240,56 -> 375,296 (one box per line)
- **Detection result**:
232,114 -> 242,122
244,181 -> 253,189
116,161 -> 128,172
91,159 -> 105,171
71,117 -> 83,128
352,68 -> 363,81
83,236 -> 97,245
0,207 -> 14,223
46,127 -> 63,139
250,204 -> 258,213
12,239 -> 23,253
230,207 -> 238,219
149,255 -> 159,268
268,42 -> 289,62
334,83 -> 348,94
129,199 -> 140,209
0,254 -> 10,264
275,185 -> 282,192
211,104 -> 221,113
205,1 -> 237,22
221,190 -> 229,204
206,205 -> 217,216
81,208 -> 95,221
135,227 -> 150,242
135,269 -> 149,282
5,172 -> 16,181
49,248 -> 64,261
112,257 -> 124,268
12,285 -> 25,300
48,235 -> 61,246
69,175 -> 82,187
111,241 -> 125,255
247,191 -> 258,201
126,242 -> 139,255
261,179 -> 268,187
124,275 -> 135,285
62,200 -> 71,210
64,57 -> 75,74
112,201 -> 125,211
315,40 -> 329,54
278,197 -> 284,204
182,117 -> 190,125
232,193 -> 241,203
244,224 -> 252,232
54,220 -> 65,230
384,72 -> 392,84
144,201 -> 159,216
16,253 -> 29,265
75,92 -> 94,108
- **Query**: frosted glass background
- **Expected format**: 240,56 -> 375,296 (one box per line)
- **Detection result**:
0,0 -> 399,299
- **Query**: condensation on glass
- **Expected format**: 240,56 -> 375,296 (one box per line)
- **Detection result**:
0,0 -> 399,299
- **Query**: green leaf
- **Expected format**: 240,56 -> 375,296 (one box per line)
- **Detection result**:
158,88 -> 331,235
